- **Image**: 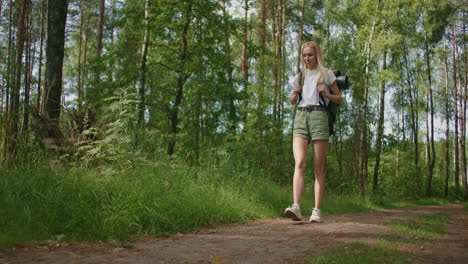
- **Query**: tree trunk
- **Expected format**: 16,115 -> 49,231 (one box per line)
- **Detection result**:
279,0 -> 286,127
241,0 -> 249,125
5,0 -> 28,163
83,6 -> 91,104
373,50 -> 387,193
257,0 -> 266,135
44,0 -> 68,123
0,1 -> 4,109
106,0 -> 116,83
276,0 -> 284,130
5,0 -> 13,114
272,2 -> 278,124
37,0 -> 46,111
403,48 -> 421,194
193,18 -> 204,162
167,3 -> 192,155
76,0 -> 85,107
451,24 -> 460,198
221,0 -> 236,134
424,39 -> 436,197
94,0 -> 105,87
22,3 -> 34,140
0,0 -> 3,23
96,0 -> 105,59
296,0 -> 307,74
443,41 -> 450,197
138,0 -> 150,127
454,22 -> 467,199
358,18 -> 377,195
272,0 -> 283,127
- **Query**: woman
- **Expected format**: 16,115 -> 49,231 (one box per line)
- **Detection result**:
284,41 -> 342,222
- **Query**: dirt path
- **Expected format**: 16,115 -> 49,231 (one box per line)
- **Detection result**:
2,204 -> 467,264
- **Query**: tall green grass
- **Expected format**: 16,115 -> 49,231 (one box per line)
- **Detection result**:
0,155 -> 458,248
0,159 -> 291,247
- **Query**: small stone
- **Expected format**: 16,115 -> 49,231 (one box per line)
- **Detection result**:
420,246 -> 424,250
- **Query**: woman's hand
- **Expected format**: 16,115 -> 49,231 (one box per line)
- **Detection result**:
290,84 -> 302,105
293,84 -> 302,95
321,81 -> 343,104
317,83 -> 327,94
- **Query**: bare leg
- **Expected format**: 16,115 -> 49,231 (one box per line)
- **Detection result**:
313,140 -> 328,209
293,137 -> 309,204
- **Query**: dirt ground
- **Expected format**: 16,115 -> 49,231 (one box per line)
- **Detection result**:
1,204 -> 467,264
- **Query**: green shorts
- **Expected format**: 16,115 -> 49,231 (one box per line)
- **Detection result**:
293,110 -> 329,141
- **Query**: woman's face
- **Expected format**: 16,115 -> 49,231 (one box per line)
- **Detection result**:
302,46 -> 318,69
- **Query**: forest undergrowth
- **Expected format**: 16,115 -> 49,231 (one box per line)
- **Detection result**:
0,147 -> 457,249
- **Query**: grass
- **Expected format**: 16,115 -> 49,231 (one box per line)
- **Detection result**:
383,213 -> 451,243
308,212 -> 451,263
0,157 -> 459,248
318,194 -> 453,216
308,242 -> 410,264
0,160 -> 291,248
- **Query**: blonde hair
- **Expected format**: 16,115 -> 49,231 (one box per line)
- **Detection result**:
302,41 -> 328,83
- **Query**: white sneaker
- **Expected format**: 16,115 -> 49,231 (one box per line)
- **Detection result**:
284,204 -> 302,221
309,208 -> 322,222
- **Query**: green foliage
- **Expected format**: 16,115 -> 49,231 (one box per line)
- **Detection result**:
75,89 -> 140,167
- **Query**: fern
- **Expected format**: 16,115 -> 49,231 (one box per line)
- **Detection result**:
74,88 -> 142,168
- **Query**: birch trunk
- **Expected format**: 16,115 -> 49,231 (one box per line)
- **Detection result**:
443,41 -> 450,197
221,0 -> 236,133
94,0 -> 105,87
296,0 -> 307,74
424,38 -> 436,197
454,22 -> 467,198
404,48 -> 421,193
358,18 -> 376,195
138,0 -> 150,127
76,0 -> 85,107
37,0 -> 46,110
241,0 -> 249,125
451,24 -> 460,197
257,0 -> 266,135
372,50 -> 387,193
23,4 -> 34,140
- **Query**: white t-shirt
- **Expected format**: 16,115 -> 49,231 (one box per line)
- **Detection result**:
292,69 -> 336,107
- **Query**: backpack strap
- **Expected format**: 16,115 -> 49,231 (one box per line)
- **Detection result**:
318,80 -> 329,109
318,79 -> 333,109
291,71 -> 305,139
319,93 -> 327,108
297,71 -> 305,105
